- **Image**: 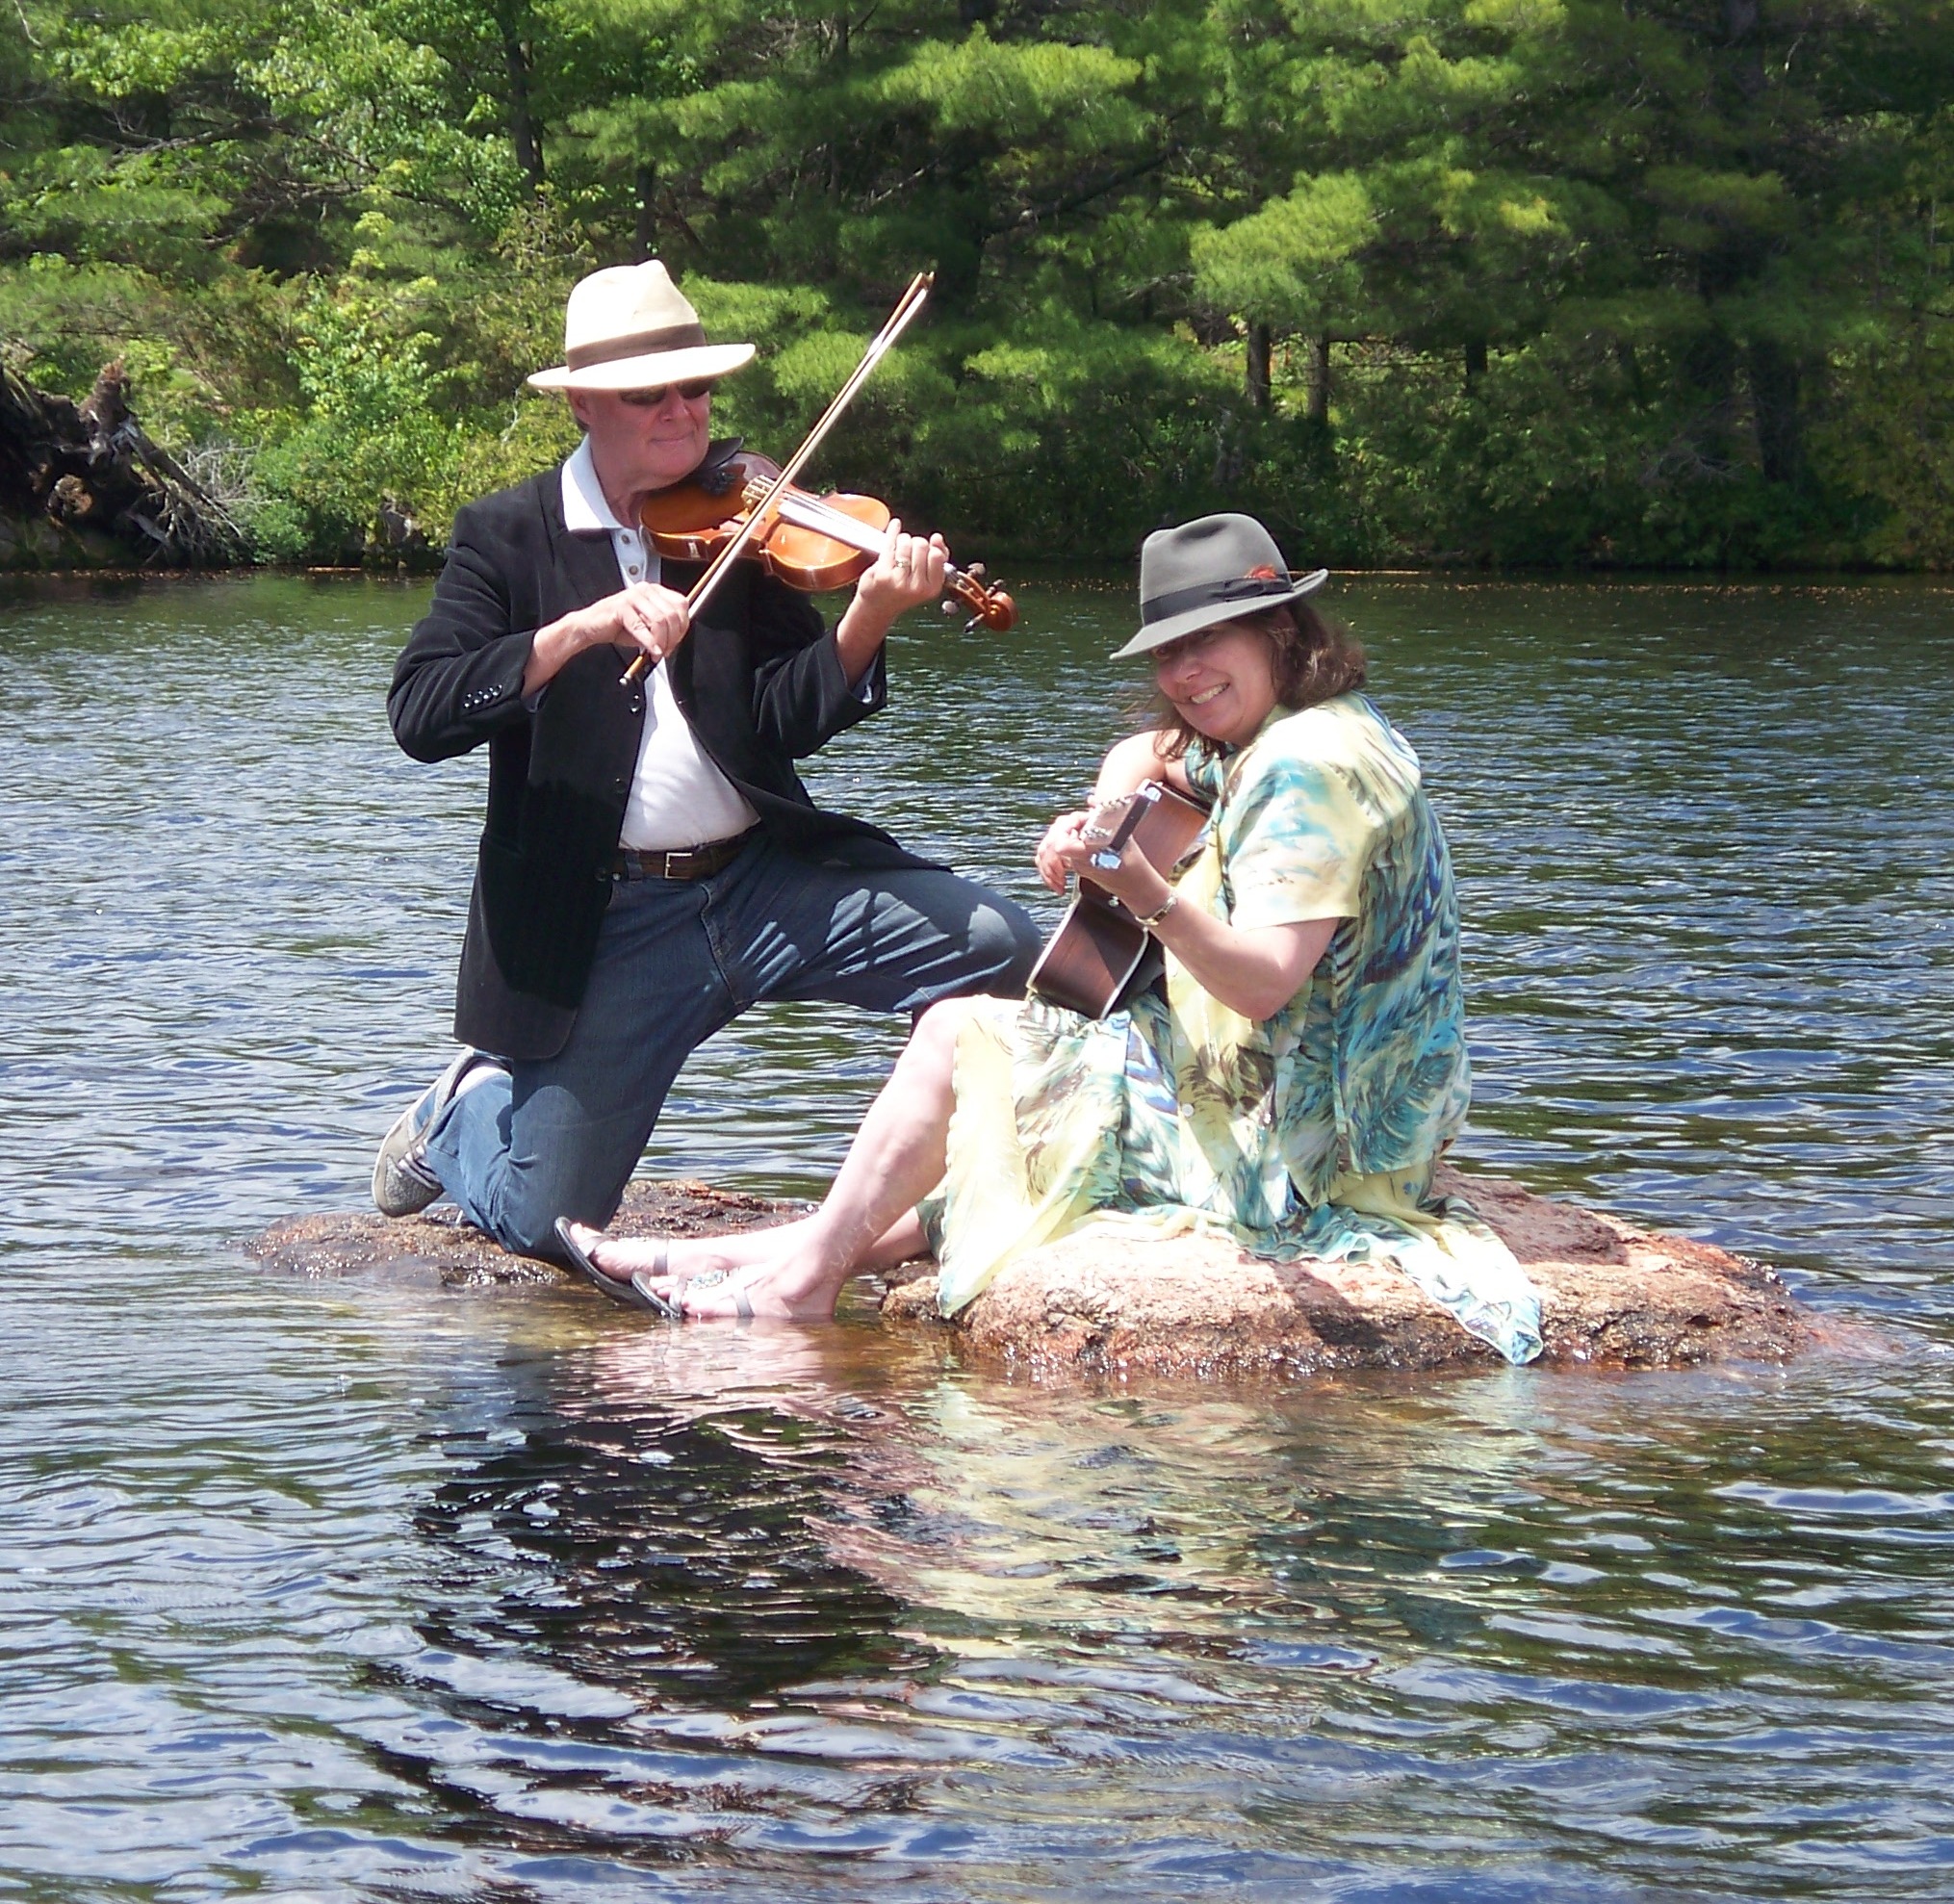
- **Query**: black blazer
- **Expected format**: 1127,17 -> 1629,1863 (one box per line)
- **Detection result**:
389,467 -> 925,1060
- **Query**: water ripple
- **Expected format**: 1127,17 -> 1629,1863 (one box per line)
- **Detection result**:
3,575 -> 1953,1898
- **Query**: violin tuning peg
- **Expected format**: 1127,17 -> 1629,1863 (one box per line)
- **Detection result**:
965,561 -> 986,579
964,616 -> 980,634
940,598 -> 958,616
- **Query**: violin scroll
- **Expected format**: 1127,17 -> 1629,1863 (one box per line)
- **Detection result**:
941,561 -> 1016,633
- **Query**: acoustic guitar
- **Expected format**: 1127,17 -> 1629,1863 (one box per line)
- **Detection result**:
1028,780 -> 1212,1017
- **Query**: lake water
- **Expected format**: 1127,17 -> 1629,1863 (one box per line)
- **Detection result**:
3,571 -> 1951,1901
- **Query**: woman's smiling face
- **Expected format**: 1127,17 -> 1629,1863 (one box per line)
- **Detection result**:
1152,619 -> 1280,745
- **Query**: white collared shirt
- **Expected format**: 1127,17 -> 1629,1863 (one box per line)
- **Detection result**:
560,438 -> 760,851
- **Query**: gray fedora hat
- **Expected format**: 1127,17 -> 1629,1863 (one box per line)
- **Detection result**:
1112,513 -> 1328,659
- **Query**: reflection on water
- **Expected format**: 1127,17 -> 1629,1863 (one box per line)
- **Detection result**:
2,572 -> 1952,1898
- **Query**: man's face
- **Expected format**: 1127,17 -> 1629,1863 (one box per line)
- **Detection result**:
571,380 -> 714,506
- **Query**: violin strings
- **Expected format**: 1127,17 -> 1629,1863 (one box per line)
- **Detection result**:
624,272 -> 934,683
774,487 -> 983,595
687,277 -> 928,606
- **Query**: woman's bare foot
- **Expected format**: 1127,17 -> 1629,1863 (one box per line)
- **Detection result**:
563,1222 -> 749,1287
632,1252 -> 847,1324
566,1209 -> 927,1325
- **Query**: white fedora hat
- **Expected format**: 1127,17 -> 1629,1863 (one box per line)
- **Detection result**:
527,262 -> 756,393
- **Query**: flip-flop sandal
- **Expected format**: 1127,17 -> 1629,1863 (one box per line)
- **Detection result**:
648,1265 -> 753,1324
554,1217 -> 679,1319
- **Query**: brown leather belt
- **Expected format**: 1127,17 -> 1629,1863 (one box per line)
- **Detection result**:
611,832 -> 754,882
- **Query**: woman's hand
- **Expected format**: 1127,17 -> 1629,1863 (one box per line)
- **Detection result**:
1035,810 -> 1092,893
1037,802 -> 1176,917
1041,731 -> 1190,886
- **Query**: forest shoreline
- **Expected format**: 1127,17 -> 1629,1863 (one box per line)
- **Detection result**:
6,6 -> 1949,577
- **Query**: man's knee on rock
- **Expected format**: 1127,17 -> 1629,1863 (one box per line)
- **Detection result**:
493,1207 -> 571,1261
491,1182 -> 620,1261
975,895 -> 1042,993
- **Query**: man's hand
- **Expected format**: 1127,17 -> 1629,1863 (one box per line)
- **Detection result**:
854,520 -> 949,623
834,519 -> 950,685
526,582 -> 690,695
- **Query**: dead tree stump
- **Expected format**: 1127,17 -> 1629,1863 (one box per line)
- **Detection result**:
0,360 -> 247,568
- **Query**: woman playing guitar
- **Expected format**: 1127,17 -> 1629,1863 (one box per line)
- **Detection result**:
561,513 -> 1544,1366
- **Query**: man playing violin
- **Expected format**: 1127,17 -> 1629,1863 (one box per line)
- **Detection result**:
373,261 -> 1039,1258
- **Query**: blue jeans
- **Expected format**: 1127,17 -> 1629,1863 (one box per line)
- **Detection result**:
421,835 -> 1041,1256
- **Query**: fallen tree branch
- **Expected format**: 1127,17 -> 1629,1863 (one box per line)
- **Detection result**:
0,359 -> 249,567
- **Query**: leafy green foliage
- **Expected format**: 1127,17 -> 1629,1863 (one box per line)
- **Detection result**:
1,0 -> 1949,567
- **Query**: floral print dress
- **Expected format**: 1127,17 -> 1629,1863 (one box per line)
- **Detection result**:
927,693 -> 1543,1365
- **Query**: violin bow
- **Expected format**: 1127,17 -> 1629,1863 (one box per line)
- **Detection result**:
622,271 -> 936,685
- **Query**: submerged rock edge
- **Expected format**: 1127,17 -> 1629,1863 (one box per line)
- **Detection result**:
244,1169 -> 1833,1374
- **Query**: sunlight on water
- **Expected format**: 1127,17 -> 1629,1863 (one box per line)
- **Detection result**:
2,571 -> 1951,1900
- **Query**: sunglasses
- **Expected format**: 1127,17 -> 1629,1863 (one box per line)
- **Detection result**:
618,379 -> 716,406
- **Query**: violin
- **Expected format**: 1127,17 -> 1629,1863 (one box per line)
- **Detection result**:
616,272 -> 1003,687
638,449 -> 1016,633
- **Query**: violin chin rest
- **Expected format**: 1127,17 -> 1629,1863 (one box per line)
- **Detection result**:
691,435 -> 747,497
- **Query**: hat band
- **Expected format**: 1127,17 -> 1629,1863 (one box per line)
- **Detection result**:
1139,573 -> 1296,626
565,321 -> 709,372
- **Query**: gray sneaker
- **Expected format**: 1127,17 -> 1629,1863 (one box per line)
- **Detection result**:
371,1049 -> 502,1218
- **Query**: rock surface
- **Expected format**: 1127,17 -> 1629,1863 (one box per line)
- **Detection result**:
244,1180 -> 801,1288
245,1169 -> 1827,1374
880,1166 -> 1821,1374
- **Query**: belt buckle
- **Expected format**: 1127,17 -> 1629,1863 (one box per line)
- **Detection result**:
662,847 -> 691,879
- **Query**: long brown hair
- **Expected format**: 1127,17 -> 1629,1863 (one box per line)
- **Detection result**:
1150,602 -> 1368,760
